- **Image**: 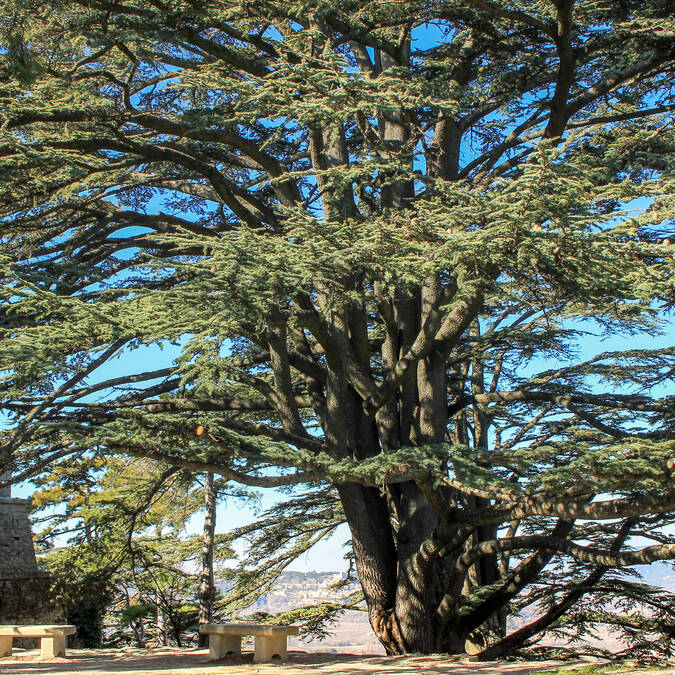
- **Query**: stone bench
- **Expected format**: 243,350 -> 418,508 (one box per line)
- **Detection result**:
0,624 -> 76,660
200,623 -> 300,663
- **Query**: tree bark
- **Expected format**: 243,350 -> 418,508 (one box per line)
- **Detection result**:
340,478 -> 470,655
198,472 -> 216,647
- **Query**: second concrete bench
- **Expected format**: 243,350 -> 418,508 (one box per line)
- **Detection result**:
200,623 -> 300,663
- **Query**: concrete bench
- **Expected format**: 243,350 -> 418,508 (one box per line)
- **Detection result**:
200,623 -> 300,663
0,624 -> 76,660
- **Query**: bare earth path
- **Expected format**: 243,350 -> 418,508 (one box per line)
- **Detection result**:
0,648 -> 569,675
1,648 -> 673,675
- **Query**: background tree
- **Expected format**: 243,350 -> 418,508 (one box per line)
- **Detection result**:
33,456 -> 246,646
1,0 -> 674,657
198,471 -> 217,647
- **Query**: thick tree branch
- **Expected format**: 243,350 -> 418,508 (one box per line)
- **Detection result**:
457,534 -> 675,576
473,518 -> 636,660
114,443 -> 323,488
363,281 -> 470,415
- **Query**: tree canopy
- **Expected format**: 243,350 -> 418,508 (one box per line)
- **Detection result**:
1,0 -> 674,658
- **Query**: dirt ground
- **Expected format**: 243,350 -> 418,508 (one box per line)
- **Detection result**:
0,647 -> 572,675
1,648 -> 673,675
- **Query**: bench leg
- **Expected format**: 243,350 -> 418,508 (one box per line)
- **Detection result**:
40,636 -> 66,659
208,634 -> 241,661
254,635 -> 288,663
0,636 -> 12,657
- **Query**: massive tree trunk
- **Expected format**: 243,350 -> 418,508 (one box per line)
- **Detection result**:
331,273 -> 513,654
340,479 -> 482,654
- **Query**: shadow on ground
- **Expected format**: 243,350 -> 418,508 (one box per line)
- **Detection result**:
0,647 -> 571,675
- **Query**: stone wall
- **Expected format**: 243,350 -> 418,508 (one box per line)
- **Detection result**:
0,496 -> 62,628
0,497 -> 41,578
0,575 -> 61,624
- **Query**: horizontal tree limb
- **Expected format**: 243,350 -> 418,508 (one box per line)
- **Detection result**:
456,534 -> 675,575
460,494 -> 675,529
114,443 -> 323,488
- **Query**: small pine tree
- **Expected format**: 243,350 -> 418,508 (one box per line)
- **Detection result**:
33,456 -> 247,646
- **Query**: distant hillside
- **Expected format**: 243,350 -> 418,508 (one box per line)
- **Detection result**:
216,571 -> 383,654
215,564 -> 675,655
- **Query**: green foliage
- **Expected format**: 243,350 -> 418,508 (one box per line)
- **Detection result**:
120,603 -> 157,629
532,667 -> 670,675
45,545 -> 115,648
34,456 -> 248,646
534,667 -> 606,675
